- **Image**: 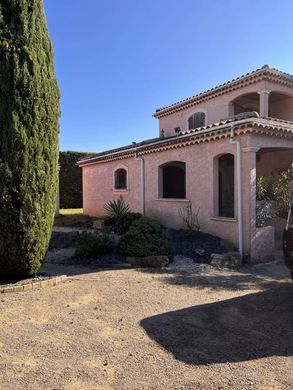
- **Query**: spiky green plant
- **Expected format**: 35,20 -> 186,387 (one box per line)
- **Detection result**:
0,0 -> 60,278
104,196 -> 130,220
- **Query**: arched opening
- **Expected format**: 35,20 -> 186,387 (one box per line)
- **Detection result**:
114,168 -> 127,190
188,112 -> 206,129
269,92 -> 293,121
232,93 -> 260,116
218,154 -> 235,218
159,161 -> 186,199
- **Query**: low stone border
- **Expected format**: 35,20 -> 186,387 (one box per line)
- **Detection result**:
0,275 -> 67,294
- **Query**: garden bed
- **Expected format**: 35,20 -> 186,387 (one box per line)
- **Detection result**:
169,229 -> 234,262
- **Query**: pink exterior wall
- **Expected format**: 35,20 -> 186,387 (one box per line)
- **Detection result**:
82,157 -> 141,216
270,96 -> 293,121
158,80 -> 293,137
81,133 -> 293,262
82,138 -> 241,249
142,141 -> 239,247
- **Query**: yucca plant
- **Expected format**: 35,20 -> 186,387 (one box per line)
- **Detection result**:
104,196 -> 130,219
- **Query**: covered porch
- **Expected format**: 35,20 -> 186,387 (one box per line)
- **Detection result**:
241,132 -> 293,262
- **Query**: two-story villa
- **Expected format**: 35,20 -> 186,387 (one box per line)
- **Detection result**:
78,65 -> 293,262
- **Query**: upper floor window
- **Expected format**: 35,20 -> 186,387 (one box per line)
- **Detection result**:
114,168 -> 127,190
188,112 -> 206,130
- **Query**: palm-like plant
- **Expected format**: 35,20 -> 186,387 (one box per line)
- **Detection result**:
104,196 -> 130,219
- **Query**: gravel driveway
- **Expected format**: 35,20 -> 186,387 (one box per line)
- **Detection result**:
1,257 -> 293,390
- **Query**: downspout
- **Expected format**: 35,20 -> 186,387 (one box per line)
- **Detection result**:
134,151 -> 145,215
230,127 -> 244,259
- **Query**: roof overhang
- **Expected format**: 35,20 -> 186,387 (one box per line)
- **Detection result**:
78,116 -> 293,167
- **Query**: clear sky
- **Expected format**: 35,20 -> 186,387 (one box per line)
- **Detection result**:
44,0 -> 293,153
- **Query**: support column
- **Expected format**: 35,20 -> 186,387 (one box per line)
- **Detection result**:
241,147 -> 259,260
258,90 -> 271,117
228,101 -> 234,117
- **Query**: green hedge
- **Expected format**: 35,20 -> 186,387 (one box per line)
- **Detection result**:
59,151 -> 93,209
0,0 -> 60,278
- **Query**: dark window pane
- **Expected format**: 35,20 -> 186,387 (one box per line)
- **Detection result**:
162,163 -> 186,199
188,112 -> 205,130
115,169 -> 127,189
188,116 -> 194,130
218,154 -> 234,217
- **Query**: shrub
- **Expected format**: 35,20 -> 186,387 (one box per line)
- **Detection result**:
119,217 -> 173,258
0,0 -> 60,278
179,201 -> 200,231
118,212 -> 142,234
272,170 -> 293,219
256,176 -> 269,201
104,196 -> 130,219
75,232 -> 111,259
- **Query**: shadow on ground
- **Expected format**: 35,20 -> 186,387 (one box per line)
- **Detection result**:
139,259 -> 290,291
141,284 -> 293,365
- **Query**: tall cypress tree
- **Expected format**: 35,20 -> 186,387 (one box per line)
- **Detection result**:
0,0 -> 60,278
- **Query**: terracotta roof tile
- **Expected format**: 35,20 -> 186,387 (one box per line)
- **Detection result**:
154,65 -> 293,118
78,114 -> 293,166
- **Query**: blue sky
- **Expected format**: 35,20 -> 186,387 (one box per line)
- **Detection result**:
44,0 -> 293,153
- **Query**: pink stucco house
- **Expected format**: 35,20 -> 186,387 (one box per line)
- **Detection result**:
78,65 -> 293,262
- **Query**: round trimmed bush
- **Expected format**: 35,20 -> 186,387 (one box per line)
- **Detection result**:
117,212 -> 142,234
75,232 -> 111,259
119,217 -> 173,258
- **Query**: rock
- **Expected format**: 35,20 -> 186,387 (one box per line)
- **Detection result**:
93,219 -> 104,230
210,252 -> 241,268
193,248 -> 206,257
126,256 -> 169,268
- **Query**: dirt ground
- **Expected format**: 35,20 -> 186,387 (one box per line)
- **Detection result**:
1,256 -> 293,390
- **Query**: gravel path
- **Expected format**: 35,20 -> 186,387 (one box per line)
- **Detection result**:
0,257 -> 293,390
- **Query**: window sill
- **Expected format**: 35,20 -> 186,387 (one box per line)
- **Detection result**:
155,198 -> 190,202
210,216 -> 237,223
113,189 -> 129,193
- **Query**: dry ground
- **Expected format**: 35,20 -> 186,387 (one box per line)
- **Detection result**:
1,258 -> 293,390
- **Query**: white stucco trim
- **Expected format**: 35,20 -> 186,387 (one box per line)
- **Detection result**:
210,217 -> 237,223
155,198 -> 189,202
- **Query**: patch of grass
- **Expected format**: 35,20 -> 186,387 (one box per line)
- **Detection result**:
54,209 -> 102,227
59,208 -> 83,215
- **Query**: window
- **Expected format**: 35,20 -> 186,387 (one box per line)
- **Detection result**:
218,154 -> 234,218
114,168 -> 127,190
159,161 -> 186,199
188,112 -> 206,130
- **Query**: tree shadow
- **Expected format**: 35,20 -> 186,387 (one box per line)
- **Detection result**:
41,247 -> 130,277
141,284 -> 293,365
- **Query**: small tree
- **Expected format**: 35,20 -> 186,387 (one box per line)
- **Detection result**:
272,170 -> 293,218
0,0 -> 60,277
179,201 -> 200,231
